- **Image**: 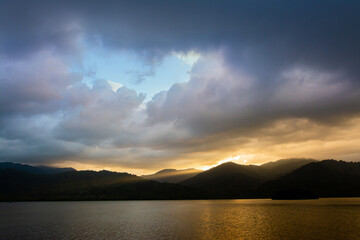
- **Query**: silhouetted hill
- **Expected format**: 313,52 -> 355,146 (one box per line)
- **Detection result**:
261,158 -> 317,179
0,169 -> 204,201
258,160 -> 360,198
142,168 -> 203,183
181,162 -> 271,198
0,162 -> 76,174
1,160 -> 360,201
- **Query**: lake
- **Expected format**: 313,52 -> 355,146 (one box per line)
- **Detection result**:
1,198 -> 360,239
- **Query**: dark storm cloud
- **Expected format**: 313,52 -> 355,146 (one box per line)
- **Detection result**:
1,0 -> 359,74
1,0 -> 360,168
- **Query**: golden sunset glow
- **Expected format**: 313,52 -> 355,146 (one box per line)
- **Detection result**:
1,2 -> 360,239
0,0 -> 359,175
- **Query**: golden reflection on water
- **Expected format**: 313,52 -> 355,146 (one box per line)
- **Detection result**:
0,198 -> 360,239
188,199 -> 360,239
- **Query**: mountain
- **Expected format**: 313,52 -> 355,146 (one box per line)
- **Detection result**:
0,168 -> 203,201
181,160 -> 360,199
261,158 -> 317,179
142,168 -> 203,183
181,162 -> 271,198
1,159 -> 360,201
0,162 -> 76,174
258,160 -> 360,198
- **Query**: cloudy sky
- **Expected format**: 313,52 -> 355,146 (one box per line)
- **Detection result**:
0,0 -> 360,174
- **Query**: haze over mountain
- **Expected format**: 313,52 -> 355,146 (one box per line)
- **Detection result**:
1,159 -> 360,201
0,168 -> 202,201
261,158 -> 318,179
181,162 -> 271,198
142,168 -> 203,183
180,158 -> 318,198
259,160 -> 360,198
180,159 -> 360,199
0,162 -> 76,175
1,1 -> 360,172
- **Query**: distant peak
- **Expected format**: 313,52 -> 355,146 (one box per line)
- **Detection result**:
156,169 -> 177,174
219,161 -> 239,166
261,158 -> 317,168
211,161 -> 241,170
0,161 -> 76,174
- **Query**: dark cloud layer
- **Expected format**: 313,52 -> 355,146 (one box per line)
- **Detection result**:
0,0 -> 360,171
2,1 -> 359,72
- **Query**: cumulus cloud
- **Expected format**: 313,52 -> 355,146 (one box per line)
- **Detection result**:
0,51 -> 81,116
147,54 -> 360,134
56,82 -> 145,145
0,0 -> 360,172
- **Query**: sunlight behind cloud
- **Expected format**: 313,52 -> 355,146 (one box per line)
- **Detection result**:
175,51 -> 201,66
1,0 -> 360,173
107,80 -> 123,92
199,155 -> 251,170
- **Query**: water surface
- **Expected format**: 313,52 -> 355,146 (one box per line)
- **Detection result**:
1,198 -> 360,239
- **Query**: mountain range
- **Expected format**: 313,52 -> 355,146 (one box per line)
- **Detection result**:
1,158 -> 359,201
0,162 -> 76,175
181,158 -> 318,198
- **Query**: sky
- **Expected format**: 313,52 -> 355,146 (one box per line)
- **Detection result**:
0,0 -> 360,174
